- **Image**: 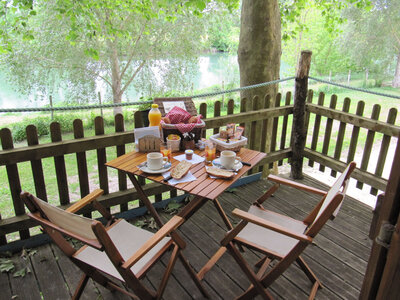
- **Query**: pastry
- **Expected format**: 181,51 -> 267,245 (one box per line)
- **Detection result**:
206,167 -> 235,179
171,160 -> 192,179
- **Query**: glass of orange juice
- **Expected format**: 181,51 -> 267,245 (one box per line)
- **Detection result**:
205,142 -> 216,164
160,142 -> 172,162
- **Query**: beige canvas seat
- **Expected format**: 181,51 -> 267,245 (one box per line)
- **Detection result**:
218,162 -> 356,300
21,189 -> 208,300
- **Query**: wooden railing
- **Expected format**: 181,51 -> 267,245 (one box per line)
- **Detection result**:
0,91 -> 398,248
304,91 -> 399,195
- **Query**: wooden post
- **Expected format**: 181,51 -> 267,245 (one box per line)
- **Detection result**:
221,80 -> 225,109
291,50 -> 312,179
360,138 -> 400,299
49,95 -> 54,120
98,92 -> 103,118
347,70 -> 351,85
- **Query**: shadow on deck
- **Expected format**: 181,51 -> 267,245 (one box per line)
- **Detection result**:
0,175 -> 373,300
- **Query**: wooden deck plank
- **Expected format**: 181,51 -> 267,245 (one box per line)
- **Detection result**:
8,251 -> 42,300
231,181 -> 369,285
2,174 -> 373,299
51,244 -> 103,300
29,244 -> 71,299
0,271 -> 12,300
215,180 -> 370,298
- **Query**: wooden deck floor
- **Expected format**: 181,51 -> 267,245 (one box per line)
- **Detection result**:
0,175 -> 373,300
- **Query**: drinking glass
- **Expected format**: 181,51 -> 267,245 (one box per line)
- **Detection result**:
205,142 -> 216,164
160,142 -> 172,162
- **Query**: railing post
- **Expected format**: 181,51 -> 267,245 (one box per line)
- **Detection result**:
291,50 -> 312,179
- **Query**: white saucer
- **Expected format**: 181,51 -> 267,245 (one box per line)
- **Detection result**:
138,162 -> 171,174
212,158 -> 243,172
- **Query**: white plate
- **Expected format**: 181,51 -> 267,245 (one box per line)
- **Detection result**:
138,162 -> 172,174
212,158 -> 243,172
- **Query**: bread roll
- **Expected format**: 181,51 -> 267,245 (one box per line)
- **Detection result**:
171,161 -> 192,179
188,116 -> 198,123
206,167 -> 235,179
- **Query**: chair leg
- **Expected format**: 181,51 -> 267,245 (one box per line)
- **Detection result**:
156,244 -> 180,300
296,256 -> 322,288
178,251 -> 210,298
197,246 -> 227,280
72,274 -> 89,300
253,184 -> 280,206
226,242 -> 271,300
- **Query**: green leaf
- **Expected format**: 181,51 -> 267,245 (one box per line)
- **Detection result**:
0,259 -> 15,273
134,220 -> 146,228
147,218 -> 158,230
13,267 -> 27,278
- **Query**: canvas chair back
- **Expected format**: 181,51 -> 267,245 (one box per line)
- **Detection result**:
306,162 -> 356,236
33,195 -> 97,240
24,192 -> 98,241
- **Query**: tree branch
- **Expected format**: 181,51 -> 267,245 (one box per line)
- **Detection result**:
34,56 -> 112,87
120,60 -> 146,95
120,22 -> 148,78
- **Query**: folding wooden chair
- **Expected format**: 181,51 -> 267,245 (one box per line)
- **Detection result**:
219,162 -> 356,300
21,189 -> 208,300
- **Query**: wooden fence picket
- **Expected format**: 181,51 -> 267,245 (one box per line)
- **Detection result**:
50,122 -> 70,205
269,93 -> 281,168
319,94 -> 337,172
309,92 -> 325,167
115,114 -> 128,210
347,101 -> 365,164
0,128 -> 29,241
213,101 -> 221,135
200,102 -> 207,139
26,125 -> 47,201
94,117 -> 109,195
279,91 -> 292,166
356,104 -> 381,189
331,97 -> 351,177
371,108 -> 398,195
73,119 -> 91,217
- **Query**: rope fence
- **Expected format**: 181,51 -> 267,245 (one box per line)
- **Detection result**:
309,76 -> 400,100
0,76 -> 398,113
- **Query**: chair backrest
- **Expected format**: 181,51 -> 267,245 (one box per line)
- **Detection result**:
21,192 -> 99,243
306,162 -> 356,236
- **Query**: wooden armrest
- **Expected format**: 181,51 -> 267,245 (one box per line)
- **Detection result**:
232,208 -> 312,243
66,189 -> 104,213
268,175 -> 327,196
122,215 -> 184,269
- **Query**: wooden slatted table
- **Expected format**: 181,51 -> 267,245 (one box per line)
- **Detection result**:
106,147 -> 266,278
106,147 -> 265,225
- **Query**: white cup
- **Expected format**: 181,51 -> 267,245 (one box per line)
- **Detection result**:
147,152 -> 168,170
220,150 -> 241,169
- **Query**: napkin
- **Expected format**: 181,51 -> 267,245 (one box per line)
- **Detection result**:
162,171 -> 197,185
173,153 -> 204,164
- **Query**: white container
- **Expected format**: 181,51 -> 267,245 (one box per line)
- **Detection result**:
167,136 -> 181,152
209,134 -> 247,152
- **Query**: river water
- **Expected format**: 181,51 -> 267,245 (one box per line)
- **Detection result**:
0,53 -> 291,109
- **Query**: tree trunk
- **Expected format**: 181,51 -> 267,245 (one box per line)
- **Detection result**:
109,40 -> 123,115
392,50 -> 400,88
238,0 -> 281,102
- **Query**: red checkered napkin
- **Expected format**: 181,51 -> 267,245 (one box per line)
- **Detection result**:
165,106 -> 191,124
164,107 -> 203,133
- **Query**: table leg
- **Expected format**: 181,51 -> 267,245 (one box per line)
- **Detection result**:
177,195 -> 208,220
198,197 -> 245,280
127,173 -> 188,249
127,173 -> 164,227
212,198 -> 233,230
